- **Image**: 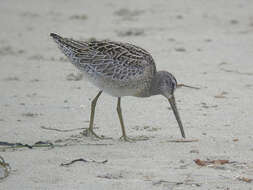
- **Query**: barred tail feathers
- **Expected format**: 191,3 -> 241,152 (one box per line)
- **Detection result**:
50,33 -> 92,72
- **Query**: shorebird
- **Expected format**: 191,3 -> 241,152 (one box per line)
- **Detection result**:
50,33 -> 186,141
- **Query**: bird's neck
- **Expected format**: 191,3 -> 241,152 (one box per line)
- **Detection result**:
149,72 -> 162,96
135,72 -> 162,97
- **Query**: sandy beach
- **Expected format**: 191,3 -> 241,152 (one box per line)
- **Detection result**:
0,0 -> 253,189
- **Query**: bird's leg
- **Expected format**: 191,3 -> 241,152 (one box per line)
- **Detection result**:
82,91 -> 108,139
116,97 -> 133,142
116,98 -> 149,142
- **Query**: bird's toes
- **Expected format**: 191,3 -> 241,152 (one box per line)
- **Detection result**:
81,128 -> 111,140
119,135 -> 149,142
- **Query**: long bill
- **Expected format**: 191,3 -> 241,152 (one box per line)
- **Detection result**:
168,95 -> 186,138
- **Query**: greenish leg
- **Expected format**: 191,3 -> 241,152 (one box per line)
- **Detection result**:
116,97 -> 133,142
117,98 -> 149,142
82,91 -> 107,139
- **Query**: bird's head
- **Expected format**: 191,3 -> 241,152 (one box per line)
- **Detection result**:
152,71 -> 185,138
156,71 -> 177,99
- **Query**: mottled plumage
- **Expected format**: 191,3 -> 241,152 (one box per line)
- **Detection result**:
50,33 -> 186,140
50,33 -> 156,97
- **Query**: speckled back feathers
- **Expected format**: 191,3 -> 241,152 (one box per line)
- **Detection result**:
50,33 -> 156,83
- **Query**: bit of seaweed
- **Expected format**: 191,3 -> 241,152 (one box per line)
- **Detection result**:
60,158 -> 107,166
0,139 -> 113,151
0,141 -> 54,149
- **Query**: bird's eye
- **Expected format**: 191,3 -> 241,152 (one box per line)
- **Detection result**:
171,81 -> 177,94
173,81 -> 176,88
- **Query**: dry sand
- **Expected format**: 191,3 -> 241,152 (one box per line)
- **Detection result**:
1,0 -> 253,189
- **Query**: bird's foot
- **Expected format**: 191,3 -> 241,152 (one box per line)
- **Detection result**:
120,135 -> 135,142
81,128 -> 111,140
119,135 -> 149,142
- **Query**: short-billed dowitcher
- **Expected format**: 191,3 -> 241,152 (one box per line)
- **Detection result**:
50,33 -> 186,141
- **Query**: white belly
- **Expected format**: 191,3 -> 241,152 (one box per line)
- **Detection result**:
83,72 -> 139,97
